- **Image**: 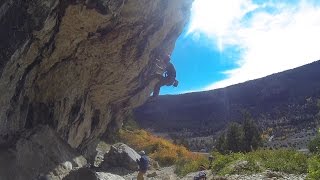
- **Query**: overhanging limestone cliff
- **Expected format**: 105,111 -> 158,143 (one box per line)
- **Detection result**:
0,0 -> 193,149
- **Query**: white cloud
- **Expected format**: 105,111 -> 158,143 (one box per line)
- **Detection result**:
188,0 -> 258,50
188,0 -> 320,90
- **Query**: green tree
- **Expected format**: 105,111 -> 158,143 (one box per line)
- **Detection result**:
225,123 -> 243,153
309,99 -> 320,154
308,132 -> 320,154
216,132 -> 226,153
242,117 -> 262,152
316,99 -> 320,129
215,113 -> 262,154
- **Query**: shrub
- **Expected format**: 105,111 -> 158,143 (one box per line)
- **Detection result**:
210,149 -> 308,175
250,149 -> 308,174
307,155 -> 320,180
211,151 -> 245,175
308,133 -> 320,154
118,129 -> 205,169
175,155 -> 208,177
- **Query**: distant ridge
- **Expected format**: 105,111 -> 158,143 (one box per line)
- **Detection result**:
134,60 -> 320,137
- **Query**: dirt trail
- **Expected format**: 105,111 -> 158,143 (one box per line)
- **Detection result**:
122,166 -> 306,180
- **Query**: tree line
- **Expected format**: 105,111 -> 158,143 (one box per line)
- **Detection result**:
215,113 -> 262,154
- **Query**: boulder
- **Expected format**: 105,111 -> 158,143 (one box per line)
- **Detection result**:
147,172 -> 158,178
63,168 -> 124,180
101,143 -> 141,171
0,125 -> 87,180
96,172 -> 125,180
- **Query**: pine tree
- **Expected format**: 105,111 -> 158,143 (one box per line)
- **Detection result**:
225,123 -> 243,153
216,132 -> 226,153
242,117 -> 262,152
215,113 -> 262,154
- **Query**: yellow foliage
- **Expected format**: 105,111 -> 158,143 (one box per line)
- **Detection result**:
118,129 -> 204,166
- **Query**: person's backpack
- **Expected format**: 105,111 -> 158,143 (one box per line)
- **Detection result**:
139,155 -> 149,171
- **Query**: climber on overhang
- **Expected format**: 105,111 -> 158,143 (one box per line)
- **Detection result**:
152,54 -> 179,97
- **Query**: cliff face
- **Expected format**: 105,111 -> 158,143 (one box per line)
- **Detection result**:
0,0 -> 192,150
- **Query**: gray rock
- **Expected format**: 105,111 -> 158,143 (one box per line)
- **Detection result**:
0,0 -> 192,178
147,172 -> 158,178
124,166 -> 178,180
63,168 -> 124,180
96,172 -> 125,180
0,0 -> 193,150
0,125 -> 87,180
101,143 -> 141,171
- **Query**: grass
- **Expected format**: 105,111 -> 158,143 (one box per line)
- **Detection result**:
307,155 -> 320,180
211,149 -> 308,176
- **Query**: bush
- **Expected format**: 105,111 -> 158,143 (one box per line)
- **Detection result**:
210,149 -> 308,175
118,129 -> 205,169
307,155 -> 320,180
175,155 -> 208,177
249,149 -> 308,174
211,152 -> 246,175
308,133 -> 320,154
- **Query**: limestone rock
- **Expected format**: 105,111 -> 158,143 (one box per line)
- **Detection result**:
0,0 -> 193,149
123,166 -> 178,180
0,125 -> 87,180
90,140 -> 112,167
63,168 -> 124,180
0,0 -> 192,178
101,143 -> 141,171
147,172 -> 158,178
96,172 -> 125,180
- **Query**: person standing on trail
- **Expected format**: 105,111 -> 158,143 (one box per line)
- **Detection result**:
136,151 -> 149,180
152,54 -> 178,97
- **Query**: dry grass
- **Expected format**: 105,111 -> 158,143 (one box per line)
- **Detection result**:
118,129 -> 207,176
119,129 -> 204,165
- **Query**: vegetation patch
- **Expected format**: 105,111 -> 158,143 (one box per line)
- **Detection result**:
211,149 -> 308,175
118,129 -> 206,176
307,155 -> 320,180
118,119 -> 320,178
216,116 -> 262,154
308,129 -> 320,154
307,129 -> 320,179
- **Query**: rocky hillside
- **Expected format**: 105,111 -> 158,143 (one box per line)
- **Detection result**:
135,60 -> 320,149
0,0 -> 192,179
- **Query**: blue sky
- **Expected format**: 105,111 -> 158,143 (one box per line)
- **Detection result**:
160,0 -> 320,95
